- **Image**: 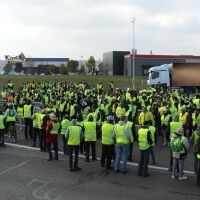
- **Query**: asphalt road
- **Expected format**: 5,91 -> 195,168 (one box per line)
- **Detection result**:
0,125 -> 200,200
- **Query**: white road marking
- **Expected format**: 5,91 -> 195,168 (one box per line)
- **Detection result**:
4,143 -> 195,175
0,160 -> 29,175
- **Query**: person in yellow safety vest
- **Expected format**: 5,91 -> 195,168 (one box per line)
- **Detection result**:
126,115 -> 136,162
171,127 -> 189,180
31,106 -> 41,148
167,101 -> 178,121
81,101 -> 90,120
192,108 -> 200,131
60,114 -> 71,155
76,113 -> 85,154
92,104 -> 102,139
0,111 -> 6,147
46,114 -> 60,161
38,109 -> 49,152
190,125 -> 200,174
42,93 -> 49,107
115,102 -> 125,121
196,137 -> 200,186
101,115 -> 115,169
179,106 -> 191,137
23,99 -> 34,139
17,102 -> 24,130
69,100 -> 77,120
109,81 -> 114,91
83,115 -> 97,162
113,116 -> 132,174
127,101 -> 137,123
149,124 -> 156,164
100,99 -> 111,122
4,103 -> 17,138
59,97 -> 66,121
168,116 -> 182,171
65,119 -> 83,171
161,108 -> 172,146
137,121 -> 153,177
138,106 -> 154,126
193,94 -> 200,109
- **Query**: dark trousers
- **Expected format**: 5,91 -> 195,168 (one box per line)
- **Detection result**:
101,144 -> 114,168
24,118 -> 33,138
68,145 -> 79,169
62,135 -> 68,155
80,140 -> 85,153
137,148 -> 150,176
40,129 -> 46,151
47,142 -> 58,159
0,129 -> 5,146
33,127 -> 40,145
197,158 -> 200,185
128,142 -> 133,160
85,141 -> 96,161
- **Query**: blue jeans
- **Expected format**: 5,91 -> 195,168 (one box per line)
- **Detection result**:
137,148 -> 150,176
115,143 -> 129,172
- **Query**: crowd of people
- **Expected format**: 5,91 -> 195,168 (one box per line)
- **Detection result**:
0,80 -> 200,186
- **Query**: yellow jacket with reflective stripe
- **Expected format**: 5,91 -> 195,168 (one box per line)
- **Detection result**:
67,126 -> 81,145
0,115 -> 5,129
61,119 -> 71,135
149,126 -> 156,146
84,121 -> 96,141
161,114 -> 171,126
115,107 -> 125,118
70,104 -> 76,117
33,113 -> 40,128
17,107 -> 24,118
50,122 -> 60,134
114,124 -> 129,144
138,128 -> 150,150
126,121 -> 134,142
24,104 -> 32,118
179,112 -> 188,124
102,123 -> 114,145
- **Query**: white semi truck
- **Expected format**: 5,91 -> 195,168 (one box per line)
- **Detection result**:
147,63 -> 200,89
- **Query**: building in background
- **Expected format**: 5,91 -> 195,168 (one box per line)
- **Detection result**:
124,54 -> 200,76
103,51 -> 130,75
103,51 -> 200,76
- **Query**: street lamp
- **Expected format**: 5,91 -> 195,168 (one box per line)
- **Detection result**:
131,17 -> 135,90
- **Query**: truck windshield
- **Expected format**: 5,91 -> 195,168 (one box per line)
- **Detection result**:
151,71 -> 159,79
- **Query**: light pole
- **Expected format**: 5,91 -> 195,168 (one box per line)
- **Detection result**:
131,17 -> 135,90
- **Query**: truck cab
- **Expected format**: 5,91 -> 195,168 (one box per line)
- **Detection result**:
147,64 -> 171,87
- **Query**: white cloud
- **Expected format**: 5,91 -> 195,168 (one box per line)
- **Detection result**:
0,0 -> 200,60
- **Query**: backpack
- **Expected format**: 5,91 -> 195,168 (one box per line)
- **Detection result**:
170,136 -> 183,152
194,138 -> 200,154
8,109 -> 14,117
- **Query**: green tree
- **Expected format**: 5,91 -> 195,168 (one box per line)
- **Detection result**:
14,62 -> 23,73
86,56 -> 95,73
67,60 -> 79,74
3,61 -> 13,74
79,64 -> 86,75
47,65 -> 56,74
58,64 -> 68,75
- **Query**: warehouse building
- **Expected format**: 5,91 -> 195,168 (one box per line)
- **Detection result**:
103,51 -> 200,76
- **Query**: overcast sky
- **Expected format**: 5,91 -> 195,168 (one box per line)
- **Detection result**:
0,0 -> 200,61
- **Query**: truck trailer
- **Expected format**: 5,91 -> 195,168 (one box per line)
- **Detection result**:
147,63 -> 200,89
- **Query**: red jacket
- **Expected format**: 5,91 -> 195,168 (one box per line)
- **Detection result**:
46,119 -> 59,143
